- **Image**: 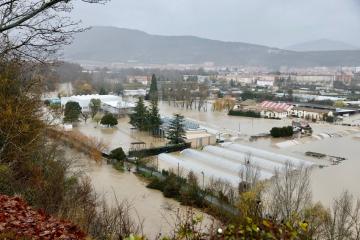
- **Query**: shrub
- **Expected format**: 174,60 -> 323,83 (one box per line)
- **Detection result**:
128,143 -> 191,158
325,115 -> 335,123
147,177 -> 165,191
228,110 -> 261,118
270,126 -> 293,138
109,147 -> 126,161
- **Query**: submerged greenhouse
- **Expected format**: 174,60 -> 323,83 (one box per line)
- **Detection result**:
203,146 -> 285,173
221,143 -> 314,167
157,142 -> 314,188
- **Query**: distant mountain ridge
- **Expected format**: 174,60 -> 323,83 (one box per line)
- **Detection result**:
286,39 -> 359,52
63,26 -> 360,68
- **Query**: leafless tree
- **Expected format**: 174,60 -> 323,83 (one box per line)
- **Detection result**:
0,0 -> 107,60
266,162 -> 312,221
238,153 -> 261,193
321,191 -> 360,240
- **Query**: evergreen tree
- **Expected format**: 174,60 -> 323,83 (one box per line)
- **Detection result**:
149,74 -> 158,102
99,86 -> 107,95
130,97 -> 149,131
148,100 -> 162,134
167,114 -> 186,144
63,101 -> 82,123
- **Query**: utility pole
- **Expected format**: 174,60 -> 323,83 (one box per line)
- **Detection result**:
177,162 -> 180,176
201,171 -> 205,189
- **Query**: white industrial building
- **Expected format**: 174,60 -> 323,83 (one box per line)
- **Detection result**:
61,94 -> 135,115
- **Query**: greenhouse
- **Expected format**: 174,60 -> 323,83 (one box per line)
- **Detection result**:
158,153 -> 240,186
180,149 -> 273,180
156,141 -> 314,188
221,143 -> 314,167
203,146 -> 285,173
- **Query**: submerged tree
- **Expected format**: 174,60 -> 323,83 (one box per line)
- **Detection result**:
167,114 -> 186,144
100,113 -> 118,127
89,98 -> 101,118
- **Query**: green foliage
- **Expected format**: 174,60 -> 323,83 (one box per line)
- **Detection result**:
147,171 -> 205,208
148,100 -> 162,133
147,173 -> 186,199
109,147 -> 126,161
112,161 -> 125,172
89,98 -> 101,118
147,177 -> 165,191
0,164 -> 15,196
179,172 -> 205,207
167,114 -> 186,144
130,97 -> 162,134
221,218 -> 310,239
63,101 -> 81,123
149,74 -> 158,102
128,143 -> 191,158
100,113 -> 118,127
99,86 -> 108,95
129,97 -> 149,131
270,126 -> 294,138
228,109 -> 261,118
241,90 -> 275,101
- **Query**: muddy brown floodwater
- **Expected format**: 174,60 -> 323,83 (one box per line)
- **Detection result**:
68,150 -> 213,239
158,101 -> 360,206
70,100 -> 360,238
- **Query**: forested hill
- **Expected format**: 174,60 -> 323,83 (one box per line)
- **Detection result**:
63,26 -> 360,68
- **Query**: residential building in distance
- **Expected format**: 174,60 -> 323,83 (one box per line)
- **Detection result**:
291,107 -> 333,121
123,89 -> 147,100
256,75 -> 275,87
259,101 -> 293,119
127,75 -> 151,85
289,74 -> 335,88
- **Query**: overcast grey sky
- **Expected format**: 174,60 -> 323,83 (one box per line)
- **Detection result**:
72,0 -> 360,48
